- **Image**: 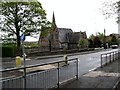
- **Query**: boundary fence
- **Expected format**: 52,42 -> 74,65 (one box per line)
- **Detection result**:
0,58 -> 78,89
101,50 -> 120,68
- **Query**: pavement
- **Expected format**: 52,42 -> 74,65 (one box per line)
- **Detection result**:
60,59 -> 120,89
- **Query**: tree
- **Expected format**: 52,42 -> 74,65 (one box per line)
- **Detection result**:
101,0 -> 119,22
97,32 -> 104,43
88,39 -> 93,48
40,21 -> 52,38
93,36 -> 101,48
38,21 -> 52,50
0,1 -> 48,55
89,34 -> 95,41
111,35 -> 118,45
79,39 -> 88,48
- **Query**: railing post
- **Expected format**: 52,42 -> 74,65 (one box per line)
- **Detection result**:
57,62 -> 60,88
115,51 -> 117,60
117,51 -> 119,60
23,53 -> 26,90
118,51 -> 119,60
76,58 -> 79,79
118,50 -> 119,59
23,66 -> 26,90
118,50 -> 120,59
113,52 -> 114,61
21,41 -> 26,90
115,51 -> 116,60
110,53 -> 111,63
101,54 -> 102,68
111,52 -> 113,61
106,54 -> 107,65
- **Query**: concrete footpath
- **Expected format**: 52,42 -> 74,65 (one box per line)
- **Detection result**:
60,59 -> 120,89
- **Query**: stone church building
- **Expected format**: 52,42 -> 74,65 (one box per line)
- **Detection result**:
39,13 -> 87,51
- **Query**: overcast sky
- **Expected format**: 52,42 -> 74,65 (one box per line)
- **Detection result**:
38,0 -> 118,37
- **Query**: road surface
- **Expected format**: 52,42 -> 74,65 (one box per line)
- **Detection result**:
2,48 -> 118,69
1,48 -> 119,88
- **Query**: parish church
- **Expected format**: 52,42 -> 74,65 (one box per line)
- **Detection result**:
39,12 -> 87,51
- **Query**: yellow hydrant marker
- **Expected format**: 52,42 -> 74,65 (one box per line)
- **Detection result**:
16,56 -> 21,67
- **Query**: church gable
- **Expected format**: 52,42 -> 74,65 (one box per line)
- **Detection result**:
39,12 -> 88,51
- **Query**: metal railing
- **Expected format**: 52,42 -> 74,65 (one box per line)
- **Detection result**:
0,58 -> 78,89
101,50 -> 120,68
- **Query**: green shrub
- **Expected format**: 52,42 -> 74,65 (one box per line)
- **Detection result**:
24,43 -> 38,49
31,43 -> 38,48
2,45 -> 17,57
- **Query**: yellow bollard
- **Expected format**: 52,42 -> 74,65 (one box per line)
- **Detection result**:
16,56 -> 21,67
64,55 -> 68,65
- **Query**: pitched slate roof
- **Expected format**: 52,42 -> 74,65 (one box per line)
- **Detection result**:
80,31 -> 87,39
58,28 -> 73,43
68,32 -> 80,44
57,28 -> 81,44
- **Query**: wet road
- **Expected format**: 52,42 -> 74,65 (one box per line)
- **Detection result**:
2,49 -> 118,70
1,48 -> 119,88
2,48 -> 118,75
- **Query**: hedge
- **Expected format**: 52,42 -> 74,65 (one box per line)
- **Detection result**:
2,45 -> 17,57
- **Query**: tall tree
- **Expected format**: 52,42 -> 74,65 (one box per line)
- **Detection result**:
0,1 -> 48,55
111,35 -> 118,45
93,36 -> 101,48
88,39 -> 93,48
101,0 -> 119,22
97,32 -> 104,43
89,34 -> 95,41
